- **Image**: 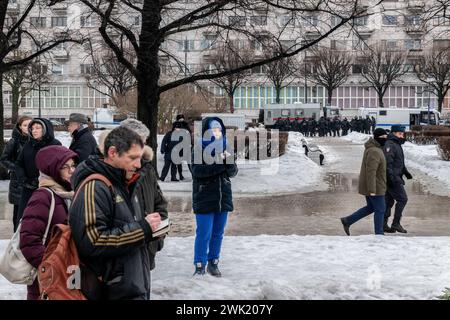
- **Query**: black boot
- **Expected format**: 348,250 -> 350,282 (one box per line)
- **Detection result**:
193,262 -> 205,276
391,223 -> 407,234
207,259 -> 222,277
384,219 -> 394,233
179,174 -> 185,181
171,177 -> 179,182
340,218 -> 350,236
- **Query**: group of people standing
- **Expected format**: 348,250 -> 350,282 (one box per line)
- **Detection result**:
340,125 -> 411,235
274,115 -> 377,137
1,113 -> 237,300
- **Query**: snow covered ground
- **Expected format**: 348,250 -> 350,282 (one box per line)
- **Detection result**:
1,235 -> 449,300
342,132 -> 450,189
155,132 -> 326,196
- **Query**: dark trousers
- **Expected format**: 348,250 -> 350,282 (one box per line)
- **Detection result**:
385,184 -> 408,225
343,195 -> 386,235
160,159 -> 177,181
177,164 -> 184,178
16,187 -> 35,230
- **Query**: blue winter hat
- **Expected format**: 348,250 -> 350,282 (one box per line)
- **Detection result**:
391,125 -> 406,133
209,120 -> 222,130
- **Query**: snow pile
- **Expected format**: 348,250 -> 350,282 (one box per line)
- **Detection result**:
2,235 -> 449,300
403,142 -> 450,188
341,132 -> 371,144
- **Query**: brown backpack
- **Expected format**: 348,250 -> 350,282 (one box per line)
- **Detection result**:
38,174 -> 113,300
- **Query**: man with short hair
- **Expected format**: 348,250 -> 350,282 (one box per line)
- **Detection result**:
70,126 -> 162,300
383,125 -> 412,233
66,113 -> 97,162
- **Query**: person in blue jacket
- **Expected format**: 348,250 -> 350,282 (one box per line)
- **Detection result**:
191,117 -> 238,277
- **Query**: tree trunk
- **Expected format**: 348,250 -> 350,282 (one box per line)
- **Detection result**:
229,93 -> 234,113
0,74 -> 8,180
11,84 -> 20,124
275,86 -> 281,104
327,89 -> 333,106
136,0 -> 161,169
378,92 -> 384,108
438,94 -> 444,114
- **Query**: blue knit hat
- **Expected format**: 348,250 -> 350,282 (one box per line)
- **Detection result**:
391,125 -> 406,133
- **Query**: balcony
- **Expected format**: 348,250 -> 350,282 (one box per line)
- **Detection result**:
354,25 -> 374,36
53,50 -> 69,60
405,24 -> 426,35
303,26 -> 320,37
407,0 -> 425,13
7,2 -> 20,15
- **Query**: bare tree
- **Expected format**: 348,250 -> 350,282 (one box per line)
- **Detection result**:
264,44 -> 299,104
84,41 -> 137,112
415,49 -> 450,113
3,50 -> 50,123
360,46 -> 406,108
207,42 -> 253,113
307,46 -> 352,115
55,0 -> 373,163
0,0 -> 83,178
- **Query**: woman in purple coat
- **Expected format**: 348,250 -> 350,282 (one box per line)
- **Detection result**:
19,145 -> 78,300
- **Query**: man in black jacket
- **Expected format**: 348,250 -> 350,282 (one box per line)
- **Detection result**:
70,126 -> 162,300
66,113 -> 97,163
383,125 -> 412,233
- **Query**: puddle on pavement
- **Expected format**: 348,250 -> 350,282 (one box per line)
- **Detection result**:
324,172 -> 430,195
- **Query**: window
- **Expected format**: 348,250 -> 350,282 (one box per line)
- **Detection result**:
404,39 -> 421,50
177,39 -> 195,51
229,16 -> 246,27
51,16 -> 67,27
331,16 -> 342,27
280,15 -> 295,27
52,64 -> 65,75
354,16 -> 368,26
379,110 -> 387,116
384,40 -> 398,50
230,40 -> 246,50
54,42 -> 67,51
382,15 -> 398,26
280,40 -> 295,51
295,109 -> 304,116
434,16 -> 450,26
352,39 -> 369,51
80,64 -> 94,75
250,16 -> 267,26
80,15 -> 96,27
281,109 -> 290,116
405,15 -> 421,26
201,35 -> 217,50
352,65 -> 363,74
4,17 -> 17,28
303,16 -> 318,27
331,40 -> 347,50
30,17 -> 46,28
128,16 -> 140,26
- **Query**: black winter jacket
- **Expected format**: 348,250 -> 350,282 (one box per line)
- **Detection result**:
131,146 -> 168,271
383,134 -> 411,186
69,157 -> 153,300
191,117 -> 238,214
69,127 -> 98,163
15,118 -> 61,190
0,126 -> 29,204
161,130 -> 183,161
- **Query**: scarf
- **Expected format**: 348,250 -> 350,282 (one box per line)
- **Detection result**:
39,173 -> 74,203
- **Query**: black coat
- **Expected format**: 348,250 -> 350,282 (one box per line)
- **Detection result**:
69,127 -> 98,163
131,146 -> 168,271
192,117 -> 238,214
15,118 -> 61,190
0,126 -> 29,204
384,134 -> 411,186
161,130 -> 183,161
70,157 -> 154,300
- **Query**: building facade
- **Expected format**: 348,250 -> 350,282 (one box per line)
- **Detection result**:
3,0 -> 450,122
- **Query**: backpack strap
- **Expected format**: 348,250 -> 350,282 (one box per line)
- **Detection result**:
41,187 -> 56,245
73,174 -> 114,204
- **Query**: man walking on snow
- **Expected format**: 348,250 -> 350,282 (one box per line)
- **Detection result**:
383,125 -> 412,233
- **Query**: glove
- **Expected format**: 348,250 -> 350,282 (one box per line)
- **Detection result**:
404,172 -> 413,180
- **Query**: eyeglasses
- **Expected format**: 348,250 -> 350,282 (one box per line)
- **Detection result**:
61,164 -> 77,171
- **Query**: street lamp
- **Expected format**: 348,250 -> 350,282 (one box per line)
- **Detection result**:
304,50 -> 308,103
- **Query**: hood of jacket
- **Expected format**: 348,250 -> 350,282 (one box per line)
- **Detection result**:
35,145 -> 78,190
28,118 -> 56,146
12,124 -> 29,143
200,117 -> 227,154
364,137 -> 382,150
